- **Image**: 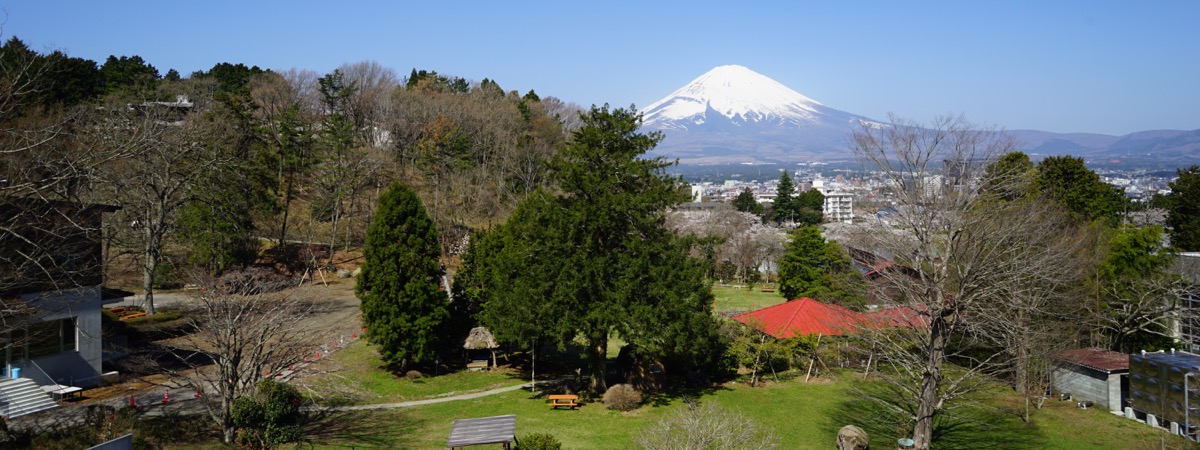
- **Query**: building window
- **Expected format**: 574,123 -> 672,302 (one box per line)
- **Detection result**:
22,318 -> 76,359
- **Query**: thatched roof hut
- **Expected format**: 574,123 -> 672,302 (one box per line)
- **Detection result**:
464,327 -> 498,370
464,327 -> 499,350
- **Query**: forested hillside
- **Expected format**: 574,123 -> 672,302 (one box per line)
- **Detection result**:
0,36 -> 581,295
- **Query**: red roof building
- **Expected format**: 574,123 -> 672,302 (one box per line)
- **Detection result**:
732,298 -> 863,338
1056,347 -> 1129,374
865,305 -> 929,329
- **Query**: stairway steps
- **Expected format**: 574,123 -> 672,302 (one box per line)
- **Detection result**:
0,377 -> 60,418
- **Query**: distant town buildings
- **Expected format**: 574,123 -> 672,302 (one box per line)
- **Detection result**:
682,163 -> 1177,226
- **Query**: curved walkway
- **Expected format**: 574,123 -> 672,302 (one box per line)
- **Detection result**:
306,381 -> 542,412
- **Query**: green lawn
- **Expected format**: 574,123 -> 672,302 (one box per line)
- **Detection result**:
711,284 -> 788,314
298,370 -> 1185,449
290,287 -> 1185,449
304,340 -> 526,405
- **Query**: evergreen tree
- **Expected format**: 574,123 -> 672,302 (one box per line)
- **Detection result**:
178,89 -> 277,274
776,225 -> 863,306
357,183 -> 447,370
983,151 -> 1036,200
1034,155 -> 1126,224
732,188 -> 763,215
1097,225 -> 1177,352
1165,165 -> 1200,251
468,105 -> 722,391
794,188 -> 824,226
771,171 -> 796,224
99,54 -> 160,95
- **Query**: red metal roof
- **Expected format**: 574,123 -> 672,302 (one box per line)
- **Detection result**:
1056,347 -> 1129,373
732,298 -> 862,338
866,305 -> 929,329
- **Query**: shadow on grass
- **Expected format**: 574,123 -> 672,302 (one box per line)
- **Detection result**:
643,383 -> 734,408
302,407 -> 421,448
827,377 -> 1048,450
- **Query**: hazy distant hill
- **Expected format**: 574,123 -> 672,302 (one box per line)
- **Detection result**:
641,66 -> 1200,166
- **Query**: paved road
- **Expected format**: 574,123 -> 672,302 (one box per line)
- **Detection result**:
107,291 -> 193,310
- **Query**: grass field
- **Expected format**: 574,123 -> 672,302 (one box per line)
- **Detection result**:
287,286 -> 1188,449
297,367 -> 1186,449
711,284 -> 788,313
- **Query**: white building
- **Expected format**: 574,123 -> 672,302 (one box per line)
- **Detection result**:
812,179 -> 853,224
824,192 -> 854,224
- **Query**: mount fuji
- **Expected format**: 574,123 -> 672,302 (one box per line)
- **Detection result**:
640,65 -> 876,163
639,65 -> 1200,167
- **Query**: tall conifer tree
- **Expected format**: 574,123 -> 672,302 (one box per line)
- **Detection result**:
772,171 -> 796,224
357,183 -> 447,369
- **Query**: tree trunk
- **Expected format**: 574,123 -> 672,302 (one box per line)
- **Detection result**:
590,333 -> 608,393
143,226 -> 158,315
913,317 -> 948,450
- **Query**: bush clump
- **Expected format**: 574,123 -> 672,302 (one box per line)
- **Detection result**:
517,432 -> 563,450
231,378 -> 304,449
603,384 -> 643,411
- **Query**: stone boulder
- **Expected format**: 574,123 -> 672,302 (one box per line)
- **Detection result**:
836,425 -> 869,450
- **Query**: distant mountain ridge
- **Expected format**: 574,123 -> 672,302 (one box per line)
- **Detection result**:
641,65 -> 1200,165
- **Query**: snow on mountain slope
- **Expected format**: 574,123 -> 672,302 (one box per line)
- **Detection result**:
641,65 -> 825,130
641,65 -> 876,162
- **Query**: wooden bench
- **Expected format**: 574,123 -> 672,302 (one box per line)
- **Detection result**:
548,394 -> 579,409
466,360 -> 489,372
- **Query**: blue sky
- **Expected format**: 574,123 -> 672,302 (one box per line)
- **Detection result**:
6,1 -> 1197,135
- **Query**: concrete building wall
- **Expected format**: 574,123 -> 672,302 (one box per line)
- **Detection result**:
21,286 -> 103,373
1053,365 -> 1122,412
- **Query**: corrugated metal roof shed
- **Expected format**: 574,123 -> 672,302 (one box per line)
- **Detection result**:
1057,347 -> 1129,373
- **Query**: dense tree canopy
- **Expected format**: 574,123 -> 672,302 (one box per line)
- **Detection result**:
776,225 -> 862,306
983,151 -> 1036,201
732,188 -> 763,215
1164,165 -> 1200,251
464,105 -> 722,391
1034,155 -> 1126,224
357,183 -> 448,369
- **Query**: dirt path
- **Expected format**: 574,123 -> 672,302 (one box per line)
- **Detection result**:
78,278 -> 363,406
303,381 -> 537,411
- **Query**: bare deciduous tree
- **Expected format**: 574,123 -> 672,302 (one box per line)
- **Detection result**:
166,276 -> 319,444
90,88 -> 226,314
847,115 -> 1082,449
0,36 -> 127,357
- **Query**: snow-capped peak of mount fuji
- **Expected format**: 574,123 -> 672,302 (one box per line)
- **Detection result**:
641,65 -> 826,129
640,65 -> 875,163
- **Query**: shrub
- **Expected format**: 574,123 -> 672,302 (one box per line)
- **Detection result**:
603,384 -> 643,411
232,378 -> 304,449
405,370 -> 423,380
517,432 -> 563,450
636,401 -> 779,450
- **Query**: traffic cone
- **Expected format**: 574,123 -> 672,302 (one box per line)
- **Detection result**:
163,389 -> 170,403
129,395 -> 136,407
